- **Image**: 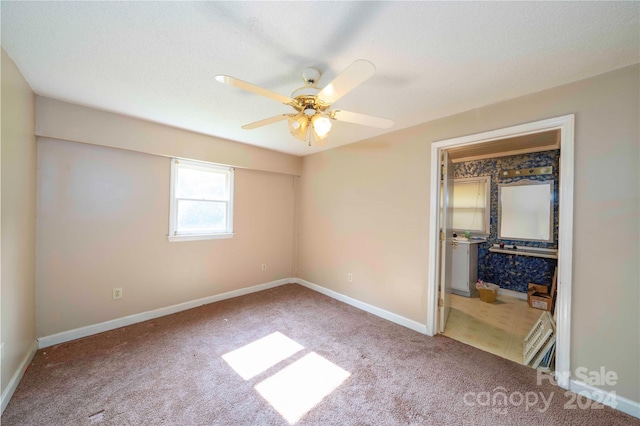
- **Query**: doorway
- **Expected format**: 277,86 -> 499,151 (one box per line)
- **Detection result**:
426,115 -> 574,389
443,133 -> 560,366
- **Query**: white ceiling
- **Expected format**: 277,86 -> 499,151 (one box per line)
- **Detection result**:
2,2 -> 638,157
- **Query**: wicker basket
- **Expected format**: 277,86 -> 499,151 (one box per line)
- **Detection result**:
476,282 -> 499,303
478,288 -> 497,303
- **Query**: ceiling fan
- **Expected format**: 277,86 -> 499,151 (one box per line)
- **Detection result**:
215,60 -> 394,146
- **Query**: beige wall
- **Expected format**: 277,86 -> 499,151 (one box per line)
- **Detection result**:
36,138 -> 295,337
298,64 -> 639,401
36,97 -> 302,176
6,47 -> 639,406
1,49 -> 37,394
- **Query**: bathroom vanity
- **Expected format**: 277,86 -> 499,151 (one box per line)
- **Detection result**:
451,238 -> 485,297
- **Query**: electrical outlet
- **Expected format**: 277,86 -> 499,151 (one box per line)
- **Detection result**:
347,273 -> 353,283
112,288 -> 123,300
261,263 -> 267,271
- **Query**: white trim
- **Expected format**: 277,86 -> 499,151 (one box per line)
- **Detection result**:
227,165 -> 235,233
426,115 -> 574,390
38,278 -> 291,349
1,340 -> 38,414
569,379 -> 640,419
37,276 -> 428,350
497,288 -> 528,301
169,157 -> 178,234
432,115 -> 574,149
554,116 -> 574,389
426,141 -> 442,337
294,278 -> 428,334
167,232 -> 234,242
168,158 -> 234,239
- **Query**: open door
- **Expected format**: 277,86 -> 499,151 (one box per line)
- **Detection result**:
439,150 -> 454,333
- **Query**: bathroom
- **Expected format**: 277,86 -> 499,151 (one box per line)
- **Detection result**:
442,130 -> 560,366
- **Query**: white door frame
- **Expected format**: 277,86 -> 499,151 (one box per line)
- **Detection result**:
425,114 -> 574,390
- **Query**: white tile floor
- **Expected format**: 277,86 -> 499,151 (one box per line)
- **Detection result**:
442,293 -> 543,365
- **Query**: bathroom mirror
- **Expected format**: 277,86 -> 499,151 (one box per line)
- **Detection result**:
498,179 -> 553,242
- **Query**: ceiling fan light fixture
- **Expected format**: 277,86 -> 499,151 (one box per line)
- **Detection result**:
288,114 -> 308,141
312,114 -> 332,139
217,60 -> 394,147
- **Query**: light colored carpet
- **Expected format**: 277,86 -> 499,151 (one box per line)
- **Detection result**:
2,284 -> 636,425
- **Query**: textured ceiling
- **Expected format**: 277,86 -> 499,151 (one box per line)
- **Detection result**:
2,2 -> 638,156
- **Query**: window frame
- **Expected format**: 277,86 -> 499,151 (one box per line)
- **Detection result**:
168,158 -> 234,242
451,176 -> 491,234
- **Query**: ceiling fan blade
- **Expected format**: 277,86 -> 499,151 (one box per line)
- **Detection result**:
241,114 -> 290,130
216,75 -> 294,105
331,110 -> 394,129
316,60 -> 376,104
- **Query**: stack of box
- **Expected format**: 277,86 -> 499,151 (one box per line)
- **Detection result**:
527,268 -> 558,312
527,284 -> 552,310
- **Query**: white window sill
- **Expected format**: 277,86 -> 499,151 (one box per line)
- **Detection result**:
167,233 -> 235,242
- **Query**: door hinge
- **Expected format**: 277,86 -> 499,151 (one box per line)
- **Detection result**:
440,230 -> 445,242
441,164 -> 445,179
438,298 -> 444,308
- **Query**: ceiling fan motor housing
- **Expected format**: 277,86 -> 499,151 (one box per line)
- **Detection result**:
302,68 -> 320,86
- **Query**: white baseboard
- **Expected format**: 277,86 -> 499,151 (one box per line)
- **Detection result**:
569,379 -> 640,419
295,279 -> 640,419
293,278 -> 428,335
498,288 -> 528,300
15,279 -> 640,420
1,340 -> 38,414
38,278 -> 292,349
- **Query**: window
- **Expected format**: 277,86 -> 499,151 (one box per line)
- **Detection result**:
168,158 -> 234,242
448,176 -> 490,234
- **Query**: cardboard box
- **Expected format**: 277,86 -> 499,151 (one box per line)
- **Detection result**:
528,283 -> 552,311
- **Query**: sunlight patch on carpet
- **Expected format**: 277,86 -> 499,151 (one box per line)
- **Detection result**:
88,410 -> 105,423
254,352 -> 351,424
222,332 -> 304,380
